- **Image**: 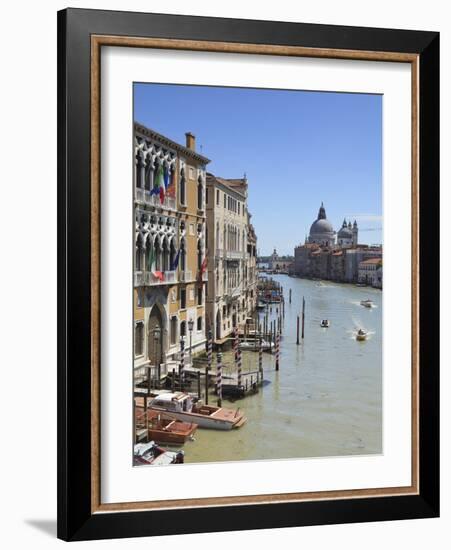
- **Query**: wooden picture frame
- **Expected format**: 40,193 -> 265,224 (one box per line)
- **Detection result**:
57,8 -> 439,541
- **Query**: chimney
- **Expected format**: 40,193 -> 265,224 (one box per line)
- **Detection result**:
185,132 -> 196,151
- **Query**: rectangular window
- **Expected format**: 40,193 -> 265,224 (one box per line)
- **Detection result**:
180,321 -> 186,337
197,286 -> 202,305
197,316 -> 202,331
134,322 -> 144,356
180,288 -> 186,309
206,187 -> 209,205
224,194 -> 226,208
216,189 -> 220,205
170,316 -> 177,345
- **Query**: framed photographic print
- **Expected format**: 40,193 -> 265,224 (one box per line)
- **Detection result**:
57,8 -> 439,541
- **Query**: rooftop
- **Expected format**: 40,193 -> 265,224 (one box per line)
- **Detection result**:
134,121 -> 211,164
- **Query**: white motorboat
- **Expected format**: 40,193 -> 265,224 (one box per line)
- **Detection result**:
320,319 -> 330,328
148,392 -> 247,430
360,299 -> 374,308
239,339 -> 274,352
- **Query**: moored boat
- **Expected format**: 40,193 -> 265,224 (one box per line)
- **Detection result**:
239,339 -> 274,352
134,441 -> 184,466
148,392 -> 247,430
135,409 -> 198,445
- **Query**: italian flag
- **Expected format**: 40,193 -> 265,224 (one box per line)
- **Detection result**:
147,244 -> 164,281
151,164 -> 165,204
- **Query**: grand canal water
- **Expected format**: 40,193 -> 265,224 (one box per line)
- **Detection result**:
184,274 -> 382,464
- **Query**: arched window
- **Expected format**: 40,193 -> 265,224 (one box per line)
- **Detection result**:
162,237 -> 169,272
197,240 -> 202,271
145,237 -> 153,271
134,321 -> 144,356
135,235 -> 143,271
169,239 -> 176,271
144,157 -> 153,191
135,150 -> 144,188
197,176 -> 203,210
154,237 -> 162,271
179,168 -> 186,206
197,316 -> 202,331
180,238 -> 186,271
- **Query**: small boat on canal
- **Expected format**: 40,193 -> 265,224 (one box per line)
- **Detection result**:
356,328 -> 368,341
320,319 -> 330,328
148,392 -> 247,430
239,339 -> 274,352
360,299 -> 374,308
135,409 -> 198,445
133,441 -> 184,466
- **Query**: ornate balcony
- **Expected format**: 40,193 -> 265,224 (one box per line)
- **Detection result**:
225,250 -> 244,260
135,187 -> 177,212
179,270 -> 193,283
134,270 -> 178,287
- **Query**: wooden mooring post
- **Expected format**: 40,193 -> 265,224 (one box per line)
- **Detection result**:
275,330 -> 280,371
296,315 -> 300,345
302,296 -> 306,339
197,370 -> 201,400
216,351 -> 223,407
206,330 -> 212,405
289,288 -> 292,304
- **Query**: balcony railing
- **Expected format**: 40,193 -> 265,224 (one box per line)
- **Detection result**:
225,250 -> 244,260
135,187 -> 176,211
134,270 -> 178,287
179,270 -> 193,282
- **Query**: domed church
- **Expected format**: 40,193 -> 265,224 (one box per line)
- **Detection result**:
308,203 -> 358,248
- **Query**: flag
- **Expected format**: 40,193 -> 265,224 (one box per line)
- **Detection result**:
147,244 -> 155,271
170,249 -> 181,271
151,164 -> 165,204
163,166 -> 170,189
153,270 -> 165,282
198,253 -> 208,281
166,167 -> 176,198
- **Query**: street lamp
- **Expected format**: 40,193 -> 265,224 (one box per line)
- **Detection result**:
188,318 -> 194,365
153,326 -> 161,387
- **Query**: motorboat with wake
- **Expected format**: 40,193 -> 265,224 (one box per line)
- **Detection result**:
356,328 -> 368,341
360,299 -> 374,308
320,319 -> 330,328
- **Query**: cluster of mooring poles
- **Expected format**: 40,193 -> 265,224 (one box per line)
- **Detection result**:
179,284 -> 308,407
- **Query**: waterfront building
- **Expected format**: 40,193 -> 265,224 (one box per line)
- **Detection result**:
358,258 -> 383,288
206,173 -> 257,343
134,123 -> 210,381
268,248 -> 294,272
294,203 -> 382,284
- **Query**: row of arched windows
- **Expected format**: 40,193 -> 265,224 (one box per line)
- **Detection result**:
219,224 -> 246,252
135,235 -> 206,274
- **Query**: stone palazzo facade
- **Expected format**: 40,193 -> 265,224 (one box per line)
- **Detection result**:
206,174 -> 258,343
133,123 -> 259,378
134,123 -> 210,379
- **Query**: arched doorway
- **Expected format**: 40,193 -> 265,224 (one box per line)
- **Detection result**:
148,306 -> 163,367
215,310 -> 221,341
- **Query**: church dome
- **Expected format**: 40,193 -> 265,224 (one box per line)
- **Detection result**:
338,226 -> 352,238
310,218 -> 334,235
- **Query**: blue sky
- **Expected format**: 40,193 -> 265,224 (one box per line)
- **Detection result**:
134,83 -> 382,255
